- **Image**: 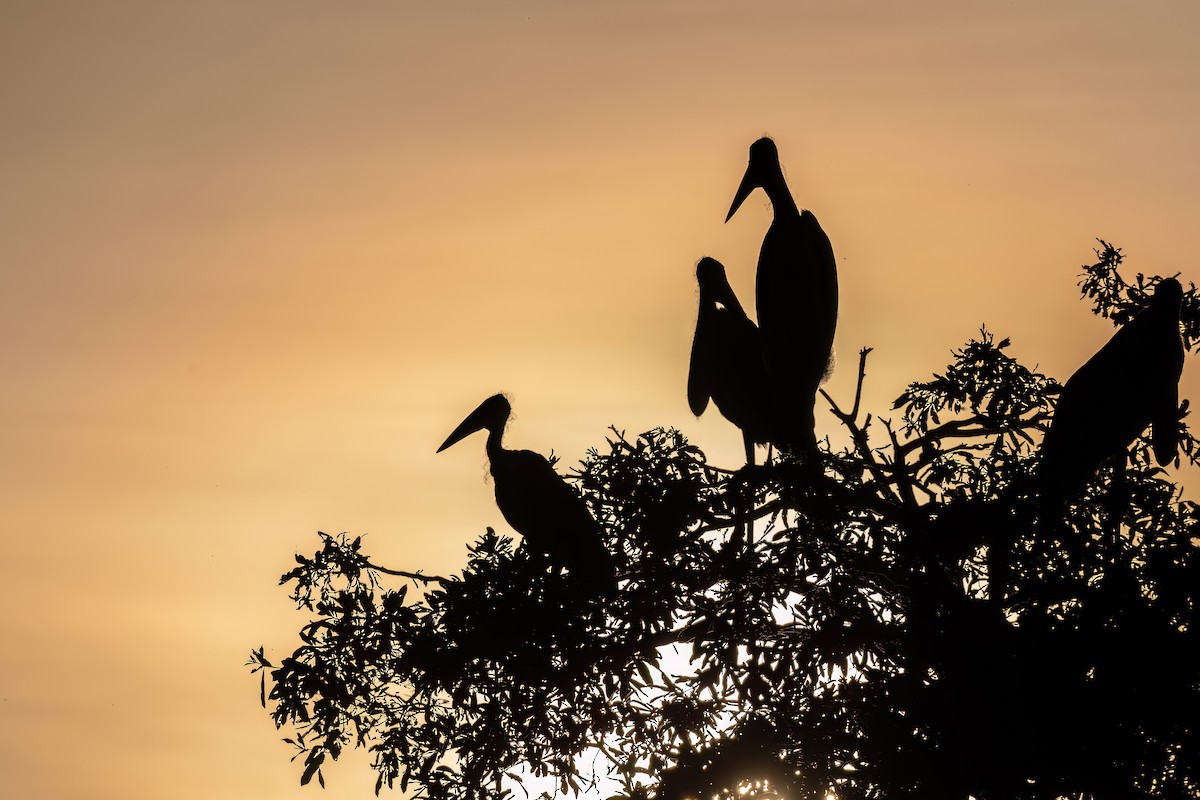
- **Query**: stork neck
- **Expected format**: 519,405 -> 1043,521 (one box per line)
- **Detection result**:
762,166 -> 799,218
485,425 -> 505,459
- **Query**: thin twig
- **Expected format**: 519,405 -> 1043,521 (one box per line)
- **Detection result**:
820,347 -> 873,428
822,348 -> 899,505
849,347 -> 873,421
882,419 -> 919,510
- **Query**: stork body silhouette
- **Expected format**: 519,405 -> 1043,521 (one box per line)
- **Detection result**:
437,394 -> 615,592
726,137 -> 838,458
1039,277 -> 1185,510
688,257 -> 772,465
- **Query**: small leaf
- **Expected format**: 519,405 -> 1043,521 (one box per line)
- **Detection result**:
301,752 -> 325,786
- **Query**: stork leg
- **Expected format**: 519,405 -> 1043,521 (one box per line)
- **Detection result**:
741,431 -> 756,549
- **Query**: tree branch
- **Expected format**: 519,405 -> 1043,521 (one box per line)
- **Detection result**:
364,561 -> 451,585
895,413 -> 1047,460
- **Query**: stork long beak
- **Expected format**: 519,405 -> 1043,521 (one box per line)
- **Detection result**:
436,407 -> 488,452
725,164 -> 760,223
436,394 -> 509,452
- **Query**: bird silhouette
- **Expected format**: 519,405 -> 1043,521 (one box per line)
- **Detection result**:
688,257 -> 773,466
726,137 -> 838,459
437,393 -> 616,593
1038,277 -> 1185,510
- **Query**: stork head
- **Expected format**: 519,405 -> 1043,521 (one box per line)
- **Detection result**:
1154,277 -> 1184,308
696,257 -> 738,309
436,393 -> 512,452
726,137 -> 780,222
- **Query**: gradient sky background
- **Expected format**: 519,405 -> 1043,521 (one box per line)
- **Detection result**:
4,2 -> 1200,798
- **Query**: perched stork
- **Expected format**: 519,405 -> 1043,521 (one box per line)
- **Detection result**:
437,393 -> 615,593
726,137 -> 838,458
688,257 -> 772,465
1039,277 -> 1185,509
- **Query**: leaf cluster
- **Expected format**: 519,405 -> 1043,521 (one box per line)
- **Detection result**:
1080,239 -> 1200,347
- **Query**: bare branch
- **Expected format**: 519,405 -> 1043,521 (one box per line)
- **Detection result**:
364,561 -> 451,585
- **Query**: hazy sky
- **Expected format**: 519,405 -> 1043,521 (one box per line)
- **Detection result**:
4,2 -> 1200,797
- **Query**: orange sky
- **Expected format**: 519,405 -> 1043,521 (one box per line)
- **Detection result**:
4,2 -> 1200,797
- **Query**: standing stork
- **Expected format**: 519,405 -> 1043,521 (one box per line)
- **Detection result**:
1038,277 -> 1185,511
437,393 -> 615,593
688,257 -> 772,465
726,137 -> 838,459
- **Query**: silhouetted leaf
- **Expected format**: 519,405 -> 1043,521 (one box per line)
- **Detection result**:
300,751 -> 324,786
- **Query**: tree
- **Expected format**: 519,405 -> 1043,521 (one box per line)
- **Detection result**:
250,241 -> 1200,800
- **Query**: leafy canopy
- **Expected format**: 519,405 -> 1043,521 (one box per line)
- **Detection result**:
250,242 -> 1199,800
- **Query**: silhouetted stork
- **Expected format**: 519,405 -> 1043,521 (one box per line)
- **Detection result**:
437,393 -> 615,592
688,257 -> 772,465
726,137 -> 838,458
1039,277 -> 1185,509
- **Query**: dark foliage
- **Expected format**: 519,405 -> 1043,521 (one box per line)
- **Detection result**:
1081,239 -> 1200,347
251,247 -> 1199,800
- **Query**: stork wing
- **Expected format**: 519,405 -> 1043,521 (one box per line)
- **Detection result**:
498,450 -> 603,547
688,316 -> 712,417
506,450 -> 614,593
1151,379 -> 1180,466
